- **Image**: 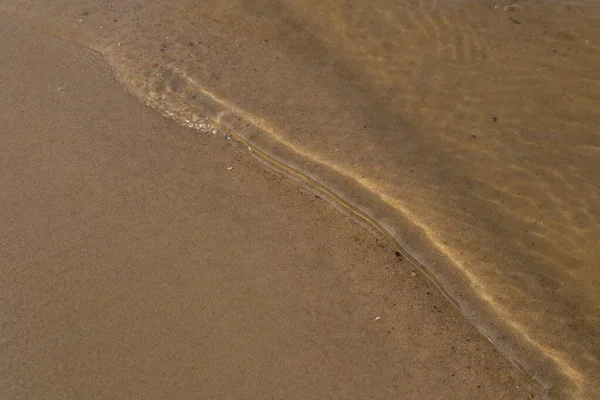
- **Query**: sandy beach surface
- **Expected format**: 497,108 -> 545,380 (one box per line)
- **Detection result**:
0,18 -> 540,399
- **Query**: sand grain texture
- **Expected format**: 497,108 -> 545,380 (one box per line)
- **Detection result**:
0,19 -> 539,400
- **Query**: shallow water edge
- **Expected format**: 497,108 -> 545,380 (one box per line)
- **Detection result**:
2,1 -> 599,398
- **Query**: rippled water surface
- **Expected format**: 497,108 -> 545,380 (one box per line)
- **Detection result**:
2,0 -> 599,397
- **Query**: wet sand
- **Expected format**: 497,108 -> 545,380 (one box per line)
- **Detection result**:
2,1 -> 598,397
0,19 -> 538,399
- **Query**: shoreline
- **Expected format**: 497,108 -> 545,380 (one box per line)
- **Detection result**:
3,1 -> 600,396
0,17 -> 540,399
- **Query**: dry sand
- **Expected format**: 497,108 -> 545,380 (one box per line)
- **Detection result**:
0,18 -> 538,399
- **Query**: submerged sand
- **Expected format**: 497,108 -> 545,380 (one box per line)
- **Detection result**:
2,1 -> 598,397
0,19 -> 538,399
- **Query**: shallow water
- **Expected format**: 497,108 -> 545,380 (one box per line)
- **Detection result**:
2,0 -> 599,397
